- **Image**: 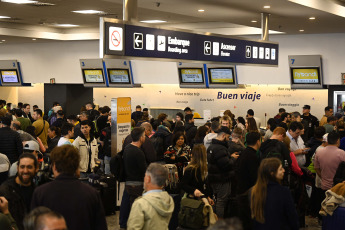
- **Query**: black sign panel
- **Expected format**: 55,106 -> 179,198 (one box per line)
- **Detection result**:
105,23 -> 279,65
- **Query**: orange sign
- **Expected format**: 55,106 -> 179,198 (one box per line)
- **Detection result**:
117,97 -> 131,124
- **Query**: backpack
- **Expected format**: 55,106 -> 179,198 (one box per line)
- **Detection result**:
47,113 -> 57,126
260,141 -> 284,163
163,164 -> 179,194
110,149 -> 125,182
151,135 -> 165,161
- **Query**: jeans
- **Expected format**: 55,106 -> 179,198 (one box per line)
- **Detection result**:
119,189 -> 130,228
125,184 -> 144,207
211,182 -> 231,218
104,156 -> 111,175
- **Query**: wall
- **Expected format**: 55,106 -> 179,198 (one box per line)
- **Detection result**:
93,84 -> 328,124
17,83 -> 45,111
0,87 -> 18,106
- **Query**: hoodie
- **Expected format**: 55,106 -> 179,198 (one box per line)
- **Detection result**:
127,191 -> 174,230
203,133 -> 218,150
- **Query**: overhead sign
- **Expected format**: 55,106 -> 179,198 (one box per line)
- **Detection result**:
103,22 -> 279,66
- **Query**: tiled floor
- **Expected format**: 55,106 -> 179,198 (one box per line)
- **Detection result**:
106,212 -> 322,230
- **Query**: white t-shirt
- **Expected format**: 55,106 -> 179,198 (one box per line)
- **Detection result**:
57,137 -> 72,147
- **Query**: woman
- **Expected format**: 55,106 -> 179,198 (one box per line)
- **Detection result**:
164,131 -> 191,179
236,117 -> 246,131
251,158 -> 299,230
47,126 -> 60,153
181,144 -> 214,205
26,126 -> 46,153
246,117 -> 259,133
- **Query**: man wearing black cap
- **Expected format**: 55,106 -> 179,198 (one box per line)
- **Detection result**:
0,117 -> 23,164
301,105 -> 319,142
207,126 -> 235,218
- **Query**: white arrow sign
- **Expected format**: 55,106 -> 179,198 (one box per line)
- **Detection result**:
133,33 -> 143,49
204,41 -> 211,55
246,46 -> 251,58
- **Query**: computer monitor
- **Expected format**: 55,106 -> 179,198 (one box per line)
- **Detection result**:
0,69 -> 21,86
107,68 -> 131,84
290,67 -> 323,89
178,68 -> 205,88
82,69 -> 105,84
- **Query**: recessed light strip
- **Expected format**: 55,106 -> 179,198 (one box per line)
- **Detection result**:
140,20 -> 167,23
72,10 -> 105,14
0,16 -> 11,19
1,0 -> 38,4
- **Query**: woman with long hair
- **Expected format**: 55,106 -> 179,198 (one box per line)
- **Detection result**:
164,131 -> 191,179
190,125 -> 209,149
246,117 -> 258,133
181,144 -> 214,205
251,158 -> 298,230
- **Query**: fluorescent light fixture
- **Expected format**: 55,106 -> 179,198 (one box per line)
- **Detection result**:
32,38 -> 36,40
198,9 -> 205,12
263,5 -> 271,9
299,29 -> 304,32
140,20 -> 167,23
1,0 -> 38,4
53,24 -> 79,27
0,16 -> 10,19
1,40 -> 5,41
72,10 -> 105,14
251,20 -> 257,23
309,17 -> 316,20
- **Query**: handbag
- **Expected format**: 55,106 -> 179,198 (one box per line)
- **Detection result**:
178,193 -> 205,229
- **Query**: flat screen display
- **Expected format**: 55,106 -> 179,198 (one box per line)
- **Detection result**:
178,68 -> 204,84
108,69 -> 131,84
291,67 -> 321,84
0,70 -> 19,83
208,68 -> 235,84
82,69 -> 104,83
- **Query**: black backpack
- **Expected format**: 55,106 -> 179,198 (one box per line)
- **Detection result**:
110,149 -> 125,182
150,135 -> 165,161
260,141 -> 284,163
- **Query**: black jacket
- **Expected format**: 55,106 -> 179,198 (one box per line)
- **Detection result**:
301,113 -> 319,142
306,137 -> 323,167
207,139 -> 235,184
236,147 -> 260,194
150,125 -> 172,161
181,167 -> 212,197
123,134 -> 156,164
0,127 -> 23,164
0,177 -> 35,230
259,139 -> 292,166
31,174 -> 107,230
47,135 -> 59,153
185,122 -> 197,146
123,144 -> 147,182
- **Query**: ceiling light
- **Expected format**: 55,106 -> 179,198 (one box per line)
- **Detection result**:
72,10 -> 105,14
251,20 -> 257,23
198,9 -> 205,12
140,20 -> 167,23
53,24 -> 79,27
263,5 -> 271,9
299,29 -> 304,32
1,0 -> 38,4
32,38 -> 36,40
1,40 -> 5,42
309,17 -> 316,20
0,16 -> 10,19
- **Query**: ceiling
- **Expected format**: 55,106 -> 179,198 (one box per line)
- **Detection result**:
1,0 -> 345,43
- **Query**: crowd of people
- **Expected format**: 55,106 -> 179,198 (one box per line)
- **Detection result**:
0,98 -> 345,230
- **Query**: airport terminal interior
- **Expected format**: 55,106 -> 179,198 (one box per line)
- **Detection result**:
2,0 -> 345,229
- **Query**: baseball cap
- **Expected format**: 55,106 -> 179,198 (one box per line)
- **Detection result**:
23,141 -> 40,153
303,105 -> 311,110
323,133 -> 328,142
0,117 -> 11,127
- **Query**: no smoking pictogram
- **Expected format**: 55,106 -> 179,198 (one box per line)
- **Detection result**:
111,30 -> 121,47
109,26 -> 123,51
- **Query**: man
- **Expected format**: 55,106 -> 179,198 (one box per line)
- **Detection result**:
228,127 -> 245,155
286,121 -> 309,167
301,105 -> 319,141
22,104 -> 34,123
306,126 -> 326,168
220,115 -> 232,130
96,106 -> 110,136
31,145 -> 107,230
131,105 -> 143,125
207,128 -> 235,218
291,111 -> 302,122
204,120 -> 220,149
247,109 -> 261,129
314,131 -> 345,193
51,110 -> 65,128
74,111 -> 89,139
24,207 -> 67,230
184,107 -> 193,115
57,123 -> 74,146
320,106 -> 334,126
0,117 -> 23,164
260,127 -> 292,167
73,120 -> 98,178
32,105 -> 39,111
123,127 -> 148,207
67,114 -> 78,127
127,163 -> 174,230
32,109 -> 49,147
99,120 -> 112,175
14,108 -> 31,132
278,112 -> 291,131
274,108 -> 286,123
47,102 -> 60,118
323,115 -> 337,133
0,153 -> 38,230
0,100 -> 6,117
85,102 -> 100,121
236,132 -> 261,196
185,114 -> 197,145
